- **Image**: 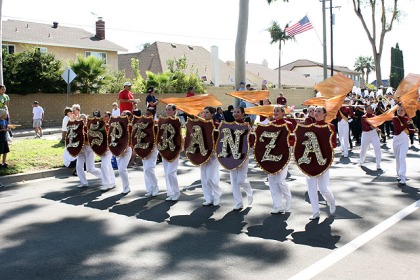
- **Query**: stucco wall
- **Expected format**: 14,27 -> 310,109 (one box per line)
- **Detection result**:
9,87 -> 315,128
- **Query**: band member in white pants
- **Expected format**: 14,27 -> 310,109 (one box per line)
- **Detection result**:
268,106 -> 293,214
229,106 -> 253,211
358,105 -> 382,170
305,106 -> 336,220
200,106 -> 222,206
337,98 -> 354,157
116,110 -> 133,195
162,104 -> 181,201
101,112 -> 116,191
143,108 -> 160,197
392,105 -> 413,185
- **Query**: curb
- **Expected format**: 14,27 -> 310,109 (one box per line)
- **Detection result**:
2,167 -> 74,186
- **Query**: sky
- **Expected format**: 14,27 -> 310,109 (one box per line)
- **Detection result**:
3,0 -> 419,83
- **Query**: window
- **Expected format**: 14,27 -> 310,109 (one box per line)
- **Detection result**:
85,51 -> 107,64
2,44 -> 15,54
36,47 -> 47,53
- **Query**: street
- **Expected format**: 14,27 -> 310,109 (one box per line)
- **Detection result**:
1,138 -> 419,279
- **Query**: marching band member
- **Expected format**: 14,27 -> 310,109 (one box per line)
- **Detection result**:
163,104 -> 181,201
117,110 -> 133,194
268,105 -> 293,214
358,104 -> 382,170
337,97 -> 354,157
230,106 -> 253,211
304,106 -> 316,125
392,105 -> 413,185
143,107 -> 160,197
200,106 -> 222,206
71,109 -> 102,188
305,106 -> 336,220
100,111 -> 116,191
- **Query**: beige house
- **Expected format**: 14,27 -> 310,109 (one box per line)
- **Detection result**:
2,19 -> 126,71
281,59 -> 361,87
119,41 -> 315,89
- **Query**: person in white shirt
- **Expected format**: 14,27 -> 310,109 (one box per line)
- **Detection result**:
61,107 -> 72,143
32,101 -> 44,138
111,102 -> 120,116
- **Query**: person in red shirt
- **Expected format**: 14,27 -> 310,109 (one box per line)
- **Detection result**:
118,82 -> 135,113
276,92 -> 287,106
186,86 -> 195,97
358,104 -> 382,170
392,105 -> 414,185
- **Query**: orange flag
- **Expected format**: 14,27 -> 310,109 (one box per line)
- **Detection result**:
304,74 -> 354,123
159,94 -> 222,117
314,73 -> 354,98
365,105 -> 398,128
392,73 -> 420,118
227,90 -> 270,103
245,105 -> 292,118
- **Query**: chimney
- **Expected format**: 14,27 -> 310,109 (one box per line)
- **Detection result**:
95,17 -> 105,40
52,21 -> 58,28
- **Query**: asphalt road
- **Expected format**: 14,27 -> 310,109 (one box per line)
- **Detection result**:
1,136 -> 419,280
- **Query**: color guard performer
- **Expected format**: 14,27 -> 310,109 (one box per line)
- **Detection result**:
358,104 -> 382,170
142,108 -> 160,197
336,97 -> 354,157
304,106 -> 316,125
100,112 -> 116,191
392,105 -> 414,185
117,110 -> 133,194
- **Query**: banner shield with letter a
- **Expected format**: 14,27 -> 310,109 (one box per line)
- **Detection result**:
254,124 -> 291,174
184,118 -> 216,166
157,116 -> 183,162
216,121 -> 250,170
293,124 -> 334,177
131,116 -> 156,159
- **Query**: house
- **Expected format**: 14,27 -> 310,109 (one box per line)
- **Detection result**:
280,59 -> 361,87
119,41 -> 314,88
2,19 -> 127,71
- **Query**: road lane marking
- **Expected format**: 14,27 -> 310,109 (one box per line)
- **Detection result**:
289,199 -> 420,280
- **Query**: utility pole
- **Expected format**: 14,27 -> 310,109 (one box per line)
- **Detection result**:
322,0 -> 327,80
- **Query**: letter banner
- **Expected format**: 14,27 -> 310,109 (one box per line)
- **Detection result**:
131,116 -> 156,159
216,121 -> 250,170
87,117 -> 108,157
254,124 -> 291,174
157,116 -> 183,162
184,118 -> 216,166
65,120 -> 85,157
108,116 -> 130,157
293,124 -> 334,177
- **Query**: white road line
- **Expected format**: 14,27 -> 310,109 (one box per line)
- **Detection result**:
289,200 -> 420,280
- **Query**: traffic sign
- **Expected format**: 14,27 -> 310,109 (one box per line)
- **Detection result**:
62,67 -> 77,84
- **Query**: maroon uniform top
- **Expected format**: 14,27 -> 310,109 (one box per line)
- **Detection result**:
304,116 -> 316,125
272,118 -> 295,146
315,120 -> 337,148
361,113 -> 376,132
336,106 -> 354,122
392,116 -> 414,136
286,117 -> 298,131
277,96 -> 287,105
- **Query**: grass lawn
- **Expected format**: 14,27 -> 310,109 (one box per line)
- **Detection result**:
0,138 -> 65,176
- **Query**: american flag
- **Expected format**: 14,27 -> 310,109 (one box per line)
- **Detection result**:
285,15 -> 313,36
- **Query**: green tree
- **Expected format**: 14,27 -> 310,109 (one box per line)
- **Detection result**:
352,0 -> 401,87
267,21 -> 293,89
103,69 -> 127,93
354,55 -> 375,86
3,48 -> 65,94
68,55 -> 109,94
389,43 -> 404,89
130,58 -> 146,93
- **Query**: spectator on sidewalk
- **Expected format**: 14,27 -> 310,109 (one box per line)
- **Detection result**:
61,107 -> 72,143
118,82 -> 135,113
32,101 -> 44,138
0,85 -> 10,122
0,109 -> 10,168
111,102 -> 120,116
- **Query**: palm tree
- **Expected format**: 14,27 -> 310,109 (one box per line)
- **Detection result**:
267,21 -> 293,89
364,56 -> 375,84
354,56 -> 367,87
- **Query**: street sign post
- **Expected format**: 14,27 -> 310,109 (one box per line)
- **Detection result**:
62,67 -> 77,105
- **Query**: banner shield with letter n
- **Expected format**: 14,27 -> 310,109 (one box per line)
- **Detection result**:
254,124 -> 291,174
216,121 -> 250,170
293,124 -> 334,177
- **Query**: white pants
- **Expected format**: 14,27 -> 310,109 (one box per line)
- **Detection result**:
393,133 -> 409,183
338,119 -> 350,156
359,130 -> 382,167
101,150 -> 116,187
143,146 -> 159,193
117,147 -> 132,190
200,153 -> 222,203
267,166 -> 291,210
229,158 -> 253,206
163,156 -> 179,197
306,170 -> 335,214
76,145 -> 101,185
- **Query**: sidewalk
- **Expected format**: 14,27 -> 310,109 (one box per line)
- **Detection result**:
12,126 -> 62,138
